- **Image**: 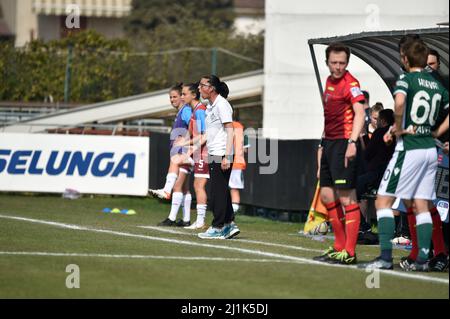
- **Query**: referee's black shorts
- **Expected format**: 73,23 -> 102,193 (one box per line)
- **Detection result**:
320,139 -> 358,189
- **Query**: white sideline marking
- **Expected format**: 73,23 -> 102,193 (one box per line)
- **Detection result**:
0,251 -> 300,264
0,214 -> 448,285
139,226 -> 378,258
139,226 -> 323,253
138,226 -> 192,236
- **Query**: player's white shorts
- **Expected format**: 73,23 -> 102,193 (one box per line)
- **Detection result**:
229,169 -> 244,189
377,148 -> 437,200
391,197 -> 402,211
179,166 -> 192,175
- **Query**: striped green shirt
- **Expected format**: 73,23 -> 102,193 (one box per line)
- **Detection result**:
393,70 -> 449,150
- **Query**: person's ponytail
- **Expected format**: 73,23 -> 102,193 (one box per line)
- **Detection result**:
218,81 -> 229,99
202,75 -> 229,98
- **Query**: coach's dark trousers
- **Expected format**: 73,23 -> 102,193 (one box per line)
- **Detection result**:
208,155 -> 234,228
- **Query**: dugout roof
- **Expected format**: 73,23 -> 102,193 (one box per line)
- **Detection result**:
308,27 -> 449,95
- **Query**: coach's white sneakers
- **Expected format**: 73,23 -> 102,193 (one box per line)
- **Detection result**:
222,222 -> 240,239
149,189 -> 171,200
198,227 -> 225,239
184,221 -> 208,230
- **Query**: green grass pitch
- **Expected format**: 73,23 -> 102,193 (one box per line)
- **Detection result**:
0,193 -> 448,299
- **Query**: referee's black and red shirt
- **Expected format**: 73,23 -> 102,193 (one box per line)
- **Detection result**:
323,71 -> 365,140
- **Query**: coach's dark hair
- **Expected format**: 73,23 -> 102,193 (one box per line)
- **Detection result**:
428,49 -> 440,64
379,109 -> 394,126
398,34 -> 420,52
326,42 -> 351,63
202,75 -> 229,98
402,38 -> 429,68
170,82 -> 183,94
184,82 -> 200,100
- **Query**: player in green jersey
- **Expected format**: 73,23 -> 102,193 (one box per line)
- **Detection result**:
358,37 -> 449,271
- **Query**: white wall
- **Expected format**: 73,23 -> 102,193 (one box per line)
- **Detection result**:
264,0 -> 449,140
1,0 -> 127,46
15,0 -> 37,46
0,0 -> 39,47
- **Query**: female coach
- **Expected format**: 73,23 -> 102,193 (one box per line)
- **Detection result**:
197,75 -> 240,239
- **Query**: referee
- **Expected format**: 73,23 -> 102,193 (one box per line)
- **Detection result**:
197,75 -> 240,239
313,43 -> 366,265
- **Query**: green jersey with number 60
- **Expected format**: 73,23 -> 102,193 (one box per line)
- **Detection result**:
393,70 -> 449,151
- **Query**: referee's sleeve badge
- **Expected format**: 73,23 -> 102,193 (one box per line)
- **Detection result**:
350,86 -> 362,98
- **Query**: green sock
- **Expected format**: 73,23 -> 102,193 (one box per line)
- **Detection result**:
416,213 -> 433,262
378,216 -> 395,251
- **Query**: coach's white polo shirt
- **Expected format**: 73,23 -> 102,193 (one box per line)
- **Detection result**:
205,94 -> 233,157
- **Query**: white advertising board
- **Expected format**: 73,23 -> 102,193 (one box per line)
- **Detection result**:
0,133 -> 149,196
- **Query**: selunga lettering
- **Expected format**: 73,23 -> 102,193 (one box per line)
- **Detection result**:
0,150 -> 135,177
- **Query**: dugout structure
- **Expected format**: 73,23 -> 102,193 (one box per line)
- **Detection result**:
308,27 -> 449,97
308,27 -> 449,220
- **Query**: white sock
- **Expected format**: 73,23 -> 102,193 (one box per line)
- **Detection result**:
376,208 -> 394,221
168,192 -> 183,221
416,212 -> 432,225
232,203 -> 240,214
182,193 -> 192,222
163,173 -> 178,194
196,204 -> 207,225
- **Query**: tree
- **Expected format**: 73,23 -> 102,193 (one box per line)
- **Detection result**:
136,18 -> 263,88
124,1 -> 263,87
125,0 -> 235,36
0,31 -> 134,103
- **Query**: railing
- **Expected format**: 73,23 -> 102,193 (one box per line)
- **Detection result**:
0,109 -> 58,125
0,102 -> 83,126
0,123 -> 171,135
